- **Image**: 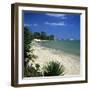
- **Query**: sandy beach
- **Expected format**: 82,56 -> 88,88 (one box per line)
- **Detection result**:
31,40 -> 80,76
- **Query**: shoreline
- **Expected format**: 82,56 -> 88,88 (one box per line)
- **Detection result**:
31,41 -> 80,76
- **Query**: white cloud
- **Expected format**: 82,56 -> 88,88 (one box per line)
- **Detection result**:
24,23 -> 38,27
33,24 -> 38,26
45,22 -> 65,26
45,13 -> 66,19
24,24 -> 30,27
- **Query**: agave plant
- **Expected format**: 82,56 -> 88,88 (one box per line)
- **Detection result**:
43,61 -> 65,76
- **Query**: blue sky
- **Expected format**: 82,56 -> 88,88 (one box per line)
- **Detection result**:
23,11 -> 80,40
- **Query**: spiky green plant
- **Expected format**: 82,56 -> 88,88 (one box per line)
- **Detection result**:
43,61 -> 65,76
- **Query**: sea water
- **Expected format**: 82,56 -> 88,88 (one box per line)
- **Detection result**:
38,40 -> 80,56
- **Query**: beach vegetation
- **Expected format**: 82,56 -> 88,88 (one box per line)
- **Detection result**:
24,27 -> 39,77
43,61 -> 65,76
24,63 -> 42,77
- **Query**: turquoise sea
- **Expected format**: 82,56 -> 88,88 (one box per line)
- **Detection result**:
38,40 -> 80,56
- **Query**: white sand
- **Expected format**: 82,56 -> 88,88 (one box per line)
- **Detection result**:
31,41 -> 80,76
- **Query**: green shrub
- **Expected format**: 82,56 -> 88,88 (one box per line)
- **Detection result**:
24,63 -> 42,77
43,61 -> 65,76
